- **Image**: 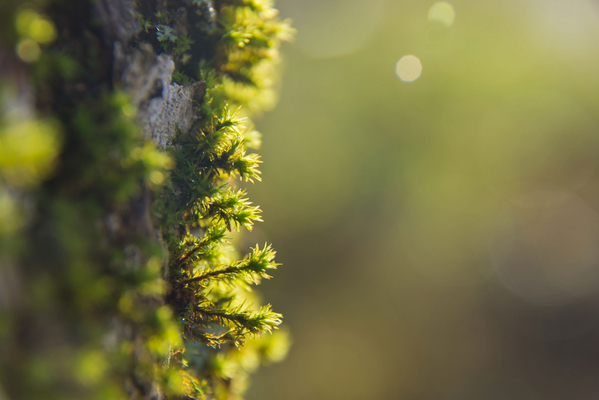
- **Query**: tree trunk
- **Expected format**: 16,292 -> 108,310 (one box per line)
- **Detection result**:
0,0 -> 292,399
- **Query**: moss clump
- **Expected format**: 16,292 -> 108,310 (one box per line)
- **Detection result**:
143,0 -> 294,398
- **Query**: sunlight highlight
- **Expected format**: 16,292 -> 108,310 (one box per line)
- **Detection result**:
395,55 -> 422,83
16,38 -> 40,63
16,9 -> 57,44
428,2 -> 456,28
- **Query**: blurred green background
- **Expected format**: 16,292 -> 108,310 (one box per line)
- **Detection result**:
242,0 -> 599,399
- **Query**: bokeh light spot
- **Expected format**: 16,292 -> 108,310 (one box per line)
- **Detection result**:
29,19 -> 57,44
15,9 -> 38,36
395,55 -> 423,83
74,350 -> 107,384
428,2 -> 456,28
16,38 -> 41,63
121,103 -> 135,117
16,9 -> 57,44
150,171 -> 165,185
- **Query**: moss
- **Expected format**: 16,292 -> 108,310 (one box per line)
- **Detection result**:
0,0 -> 293,399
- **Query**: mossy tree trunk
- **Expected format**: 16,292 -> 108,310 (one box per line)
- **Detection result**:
0,1 -> 292,399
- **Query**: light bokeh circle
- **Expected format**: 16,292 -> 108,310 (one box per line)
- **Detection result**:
395,55 -> 423,82
428,2 -> 456,28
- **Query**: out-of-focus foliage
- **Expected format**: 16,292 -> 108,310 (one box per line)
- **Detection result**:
0,119 -> 61,187
0,5 -> 63,239
0,7 -> 176,395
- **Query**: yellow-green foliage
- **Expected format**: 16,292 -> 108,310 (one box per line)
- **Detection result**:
1,3 -> 176,399
216,0 -> 294,111
0,117 -> 61,236
0,119 -> 61,187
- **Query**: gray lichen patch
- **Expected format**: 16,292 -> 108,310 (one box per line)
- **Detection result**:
116,43 -> 206,149
145,79 -> 206,148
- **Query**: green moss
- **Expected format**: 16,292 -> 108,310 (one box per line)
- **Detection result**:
141,1 -> 294,398
0,0 -> 293,399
